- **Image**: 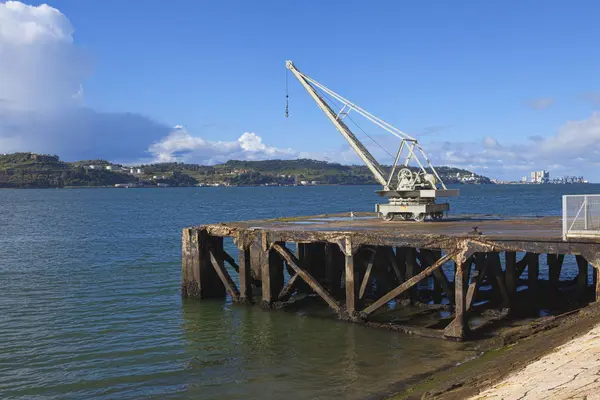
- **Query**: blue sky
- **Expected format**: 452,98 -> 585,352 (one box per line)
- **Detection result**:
2,1 -> 600,179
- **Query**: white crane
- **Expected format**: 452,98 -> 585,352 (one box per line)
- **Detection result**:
285,60 -> 458,221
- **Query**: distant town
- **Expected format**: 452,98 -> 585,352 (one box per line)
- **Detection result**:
492,170 -> 589,185
0,152 -> 491,189
1,153 -> 592,188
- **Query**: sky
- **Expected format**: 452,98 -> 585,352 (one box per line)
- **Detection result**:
1,1 -> 600,180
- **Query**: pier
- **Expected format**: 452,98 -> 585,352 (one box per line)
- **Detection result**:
181,213 -> 600,340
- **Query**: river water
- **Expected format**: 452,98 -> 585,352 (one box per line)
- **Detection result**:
1,184 -> 599,399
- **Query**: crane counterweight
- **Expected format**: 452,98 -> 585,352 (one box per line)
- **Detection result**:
285,60 -> 458,221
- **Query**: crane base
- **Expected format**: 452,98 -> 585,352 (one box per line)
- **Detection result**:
376,202 -> 450,222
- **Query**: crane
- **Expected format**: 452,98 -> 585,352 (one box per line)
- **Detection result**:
285,60 -> 458,221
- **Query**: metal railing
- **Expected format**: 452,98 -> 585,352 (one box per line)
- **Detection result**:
563,194 -> 600,240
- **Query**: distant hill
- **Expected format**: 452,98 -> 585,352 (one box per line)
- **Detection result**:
0,153 -> 136,188
0,153 -> 492,188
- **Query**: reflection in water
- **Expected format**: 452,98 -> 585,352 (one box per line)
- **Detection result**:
180,300 -> 478,399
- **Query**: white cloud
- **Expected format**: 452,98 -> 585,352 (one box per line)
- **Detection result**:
423,111 -> 600,179
0,1 -> 598,182
146,126 -> 296,164
0,1 -> 171,161
539,112 -> 600,160
0,1 -> 86,109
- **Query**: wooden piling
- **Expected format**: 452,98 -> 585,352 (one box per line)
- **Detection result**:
261,239 -> 284,307
528,253 -> 540,311
575,255 -> 589,303
342,238 -> 358,315
405,248 -> 419,302
325,243 -> 345,298
505,251 -> 517,306
487,252 -> 509,308
238,245 -> 252,303
182,228 -> 225,298
547,254 -> 564,307
444,260 -> 469,340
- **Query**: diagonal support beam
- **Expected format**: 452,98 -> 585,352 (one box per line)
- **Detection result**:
272,243 -> 341,313
516,253 -> 533,277
487,252 -> 510,308
209,248 -> 240,301
466,253 -> 488,311
361,251 -> 456,317
422,249 -> 454,303
388,247 -> 405,282
359,248 -> 378,300
221,249 -> 240,273
279,272 -> 300,301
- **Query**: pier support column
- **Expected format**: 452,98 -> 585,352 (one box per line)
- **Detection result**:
505,252 -> 517,308
326,243 -> 345,298
528,254 -> 540,312
181,228 -> 225,299
581,250 -> 600,302
547,254 -> 564,308
576,256 -> 589,303
444,260 -> 469,340
260,236 -> 284,308
405,248 -> 419,303
340,237 -> 359,316
238,245 -> 252,303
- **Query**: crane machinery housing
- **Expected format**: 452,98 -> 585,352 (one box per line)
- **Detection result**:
285,60 -> 459,222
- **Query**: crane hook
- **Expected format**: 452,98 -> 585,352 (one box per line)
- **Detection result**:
285,94 -> 289,118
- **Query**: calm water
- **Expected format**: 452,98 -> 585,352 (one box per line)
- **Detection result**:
1,184 -> 599,399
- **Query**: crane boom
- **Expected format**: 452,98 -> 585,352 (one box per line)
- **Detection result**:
286,61 -> 388,187
285,60 -> 458,222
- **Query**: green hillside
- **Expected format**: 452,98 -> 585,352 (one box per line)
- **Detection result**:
0,153 -> 491,188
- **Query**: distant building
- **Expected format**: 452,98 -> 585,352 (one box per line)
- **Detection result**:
105,165 -> 112,171
88,165 -> 96,169
530,170 -> 549,183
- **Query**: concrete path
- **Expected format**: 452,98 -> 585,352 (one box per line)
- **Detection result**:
471,324 -> 600,400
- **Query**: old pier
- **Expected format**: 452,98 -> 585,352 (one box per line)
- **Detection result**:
182,213 -> 600,340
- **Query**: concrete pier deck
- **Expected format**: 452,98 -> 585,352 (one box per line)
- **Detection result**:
182,213 -> 600,340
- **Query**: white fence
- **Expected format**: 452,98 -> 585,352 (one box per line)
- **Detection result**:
563,195 -> 600,240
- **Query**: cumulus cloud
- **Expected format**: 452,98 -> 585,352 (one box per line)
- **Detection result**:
1,1 -> 599,181
0,1 -> 85,109
147,126 -> 296,164
526,97 -> 555,110
0,1 -> 170,161
425,111 -> 600,178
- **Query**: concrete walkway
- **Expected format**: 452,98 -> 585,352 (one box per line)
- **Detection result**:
471,324 -> 600,400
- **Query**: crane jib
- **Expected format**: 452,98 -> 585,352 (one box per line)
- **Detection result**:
285,60 -> 458,222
